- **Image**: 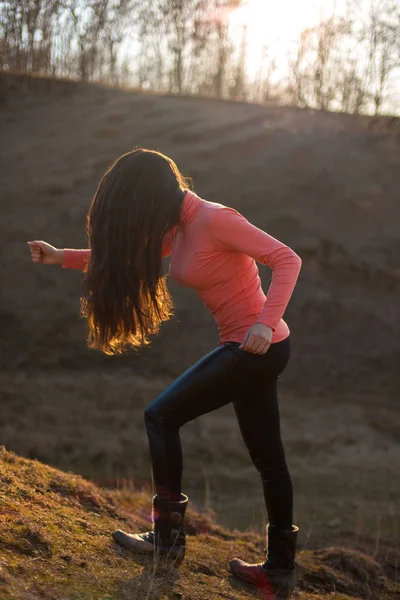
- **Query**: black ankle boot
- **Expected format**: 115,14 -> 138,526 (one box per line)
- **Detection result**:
112,493 -> 188,567
230,524 -> 299,599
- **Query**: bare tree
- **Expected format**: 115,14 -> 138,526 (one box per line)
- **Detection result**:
67,0 -> 110,81
229,23 -> 247,100
190,1 -> 239,97
287,28 -> 313,107
0,0 -> 60,72
285,8 -> 398,115
255,44 -> 277,103
338,52 -> 368,114
155,0 -> 200,93
136,0 -> 167,89
363,0 -> 400,114
211,1 -> 238,97
0,0 -> 398,115
104,0 -> 137,84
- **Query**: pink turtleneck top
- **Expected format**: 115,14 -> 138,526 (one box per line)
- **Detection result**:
62,190 -> 302,345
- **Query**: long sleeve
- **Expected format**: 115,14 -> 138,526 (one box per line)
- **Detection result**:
210,205 -> 302,331
62,226 -> 177,269
61,249 -> 91,270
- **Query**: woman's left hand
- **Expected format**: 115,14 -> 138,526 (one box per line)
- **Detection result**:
239,322 -> 273,354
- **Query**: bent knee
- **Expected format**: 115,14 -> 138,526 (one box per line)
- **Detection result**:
144,403 -> 176,430
144,404 -> 160,426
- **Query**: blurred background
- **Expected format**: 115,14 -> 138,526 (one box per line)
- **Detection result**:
1,0 -> 399,552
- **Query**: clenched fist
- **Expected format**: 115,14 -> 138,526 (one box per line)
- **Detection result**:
239,322 -> 273,354
27,240 -> 65,265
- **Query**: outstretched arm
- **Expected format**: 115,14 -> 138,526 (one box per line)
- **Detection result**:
28,227 -> 177,271
27,241 -> 90,270
62,226 -> 178,268
61,248 -> 91,270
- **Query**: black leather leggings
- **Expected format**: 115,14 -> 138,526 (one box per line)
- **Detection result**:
144,335 -> 293,529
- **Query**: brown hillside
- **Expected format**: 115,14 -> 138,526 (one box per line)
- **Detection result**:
1,72 -> 399,389
0,72 -> 399,543
0,447 -> 399,600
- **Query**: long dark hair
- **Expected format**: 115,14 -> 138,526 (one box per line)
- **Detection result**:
80,147 -> 192,355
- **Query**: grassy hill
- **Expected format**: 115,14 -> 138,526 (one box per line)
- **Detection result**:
0,447 -> 398,600
0,71 -> 399,556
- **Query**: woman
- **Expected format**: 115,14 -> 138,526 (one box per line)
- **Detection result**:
27,147 -> 302,598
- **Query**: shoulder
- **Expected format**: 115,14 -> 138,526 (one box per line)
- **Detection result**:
203,198 -> 243,222
205,201 -> 247,233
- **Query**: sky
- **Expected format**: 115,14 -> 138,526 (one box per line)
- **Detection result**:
226,0 -> 399,113
228,0 -> 348,77
121,0 -> 399,114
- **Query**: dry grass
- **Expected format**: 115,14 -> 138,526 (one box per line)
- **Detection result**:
0,447 -> 398,600
0,72 -> 399,597
1,368 -> 399,547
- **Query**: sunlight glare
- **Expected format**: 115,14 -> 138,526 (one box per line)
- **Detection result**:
229,0 -> 342,76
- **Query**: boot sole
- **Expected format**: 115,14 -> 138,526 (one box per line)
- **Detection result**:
112,530 -> 186,567
230,562 -> 294,599
233,574 -> 291,599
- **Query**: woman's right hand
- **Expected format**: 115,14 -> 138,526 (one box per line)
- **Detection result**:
27,240 -> 65,265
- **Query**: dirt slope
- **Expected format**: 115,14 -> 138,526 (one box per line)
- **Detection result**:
1,72 -> 399,391
0,447 -> 398,600
0,72 -> 399,545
